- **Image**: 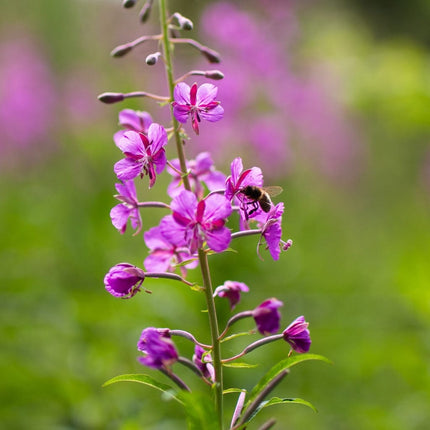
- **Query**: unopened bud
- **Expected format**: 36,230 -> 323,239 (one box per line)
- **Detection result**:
201,47 -> 221,64
111,44 -> 132,58
122,0 -> 136,8
204,70 -> 224,80
174,12 -> 193,31
145,51 -> 161,66
139,0 -> 153,23
98,92 -> 125,104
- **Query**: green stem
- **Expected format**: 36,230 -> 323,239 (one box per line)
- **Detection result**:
159,0 -> 190,191
198,248 -> 223,428
159,1 -> 223,426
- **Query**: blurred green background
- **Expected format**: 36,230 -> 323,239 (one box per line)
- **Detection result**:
1,0 -> 429,429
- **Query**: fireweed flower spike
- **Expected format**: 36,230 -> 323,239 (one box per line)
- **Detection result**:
114,124 -> 167,187
167,152 -> 226,199
164,190 -> 232,254
283,316 -> 311,354
137,327 -> 179,369
110,180 -> 142,235
104,263 -> 146,298
213,280 -> 249,310
113,108 -> 152,147
172,82 -> 224,135
252,298 -> 284,335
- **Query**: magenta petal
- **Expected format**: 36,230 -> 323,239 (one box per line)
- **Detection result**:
114,158 -> 142,181
199,104 -> 224,122
116,131 -> 145,156
148,123 -> 167,153
153,149 -> 167,175
205,226 -> 231,252
264,222 -> 282,260
173,105 -> 191,123
171,190 -> 198,222
173,82 -> 191,105
110,204 -> 130,233
196,83 -> 218,105
204,194 -> 232,222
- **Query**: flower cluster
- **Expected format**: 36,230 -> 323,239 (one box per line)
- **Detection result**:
99,2 -> 316,428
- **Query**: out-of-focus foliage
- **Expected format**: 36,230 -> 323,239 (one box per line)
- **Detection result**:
1,0 -> 429,429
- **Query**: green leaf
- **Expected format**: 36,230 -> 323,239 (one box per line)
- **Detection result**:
223,388 -> 246,395
179,391 -> 219,430
102,373 -> 184,404
223,362 -> 259,369
246,354 -> 331,408
221,331 -> 254,343
244,397 -> 317,426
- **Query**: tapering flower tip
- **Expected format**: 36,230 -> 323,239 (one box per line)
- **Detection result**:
253,298 -> 284,335
214,280 -> 249,310
137,327 -> 178,369
173,12 -> 193,31
283,316 -> 311,354
104,263 -> 145,298
98,92 -> 125,104
139,1 -> 153,23
283,239 -> 293,251
204,70 -> 224,80
192,345 -> 215,382
145,51 -> 161,66
200,46 -> 221,64
122,0 -> 136,8
111,44 -> 133,58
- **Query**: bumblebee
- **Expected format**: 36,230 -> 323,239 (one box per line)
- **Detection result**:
240,185 -> 283,217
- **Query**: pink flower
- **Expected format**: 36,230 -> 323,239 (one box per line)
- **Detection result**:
163,190 -> 232,254
104,263 -> 145,298
137,328 -> 178,369
113,109 -> 152,146
167,152 -> 226,198
213,280 -> 249,310
144,216 -> 198,275
172,82 -> 224,135
114,124 -> 167,187
110,180 -> 142,235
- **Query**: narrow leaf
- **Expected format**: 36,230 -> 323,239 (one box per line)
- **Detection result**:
223,387 -> 246,395
180,391 -> 219,430
102,373 -> 184,404
246,354 -> 330,408
223,362 -> 259,369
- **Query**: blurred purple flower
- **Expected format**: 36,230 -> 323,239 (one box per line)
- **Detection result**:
283,316 -> 311,353
253,298 -> 283,335
114,109 -> 153,146
213,280 -> 249,310
0,34 -> 55,163
104,263 -> 145,298
114,124 -> 167,187
144,216 -> 198,275
172,82 -> 224,135
164,190 -> 232,254
137,328 -> 178,369
167,152 -> 226,198
192,345 -> 215,382
110,180 -> 142,234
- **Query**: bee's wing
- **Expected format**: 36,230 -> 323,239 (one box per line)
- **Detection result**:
264,186 -> 283,197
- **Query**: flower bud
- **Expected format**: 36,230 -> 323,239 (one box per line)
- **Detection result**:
204,70 -> 224,80
283,316 -> 311,353
139,0 -> 153,23
145,51 -> 161,66
200,46 -> 221,64
98,92 -> 125,104
104,263 -> 145,298
174,12 -> 193,31
111,44 -> 132,58
122,0 -> 136,8
252,298 -> 283,335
